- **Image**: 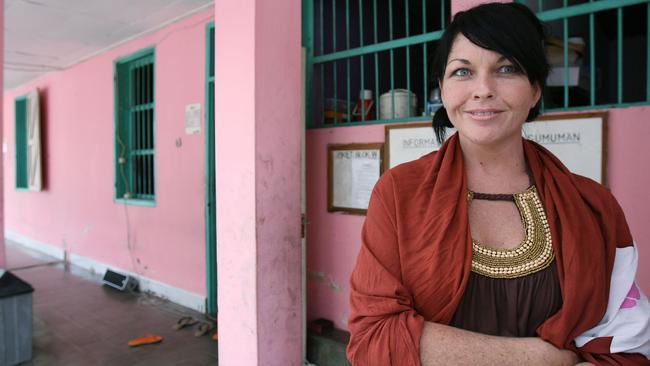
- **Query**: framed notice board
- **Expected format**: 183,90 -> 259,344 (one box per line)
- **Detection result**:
385,123 -> 455,171
383,114 -> 607,185
526,112 -> 607,185
328,143 -> 384,215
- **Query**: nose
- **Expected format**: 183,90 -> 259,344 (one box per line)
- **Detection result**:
472,73 -> 495,100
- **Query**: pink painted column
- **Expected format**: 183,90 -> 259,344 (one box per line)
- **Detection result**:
215,0 -> 302,364
215,0 -> 258,363
0,0 -> 5,269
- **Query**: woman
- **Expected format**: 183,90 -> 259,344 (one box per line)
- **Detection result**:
346,3 -> 650,366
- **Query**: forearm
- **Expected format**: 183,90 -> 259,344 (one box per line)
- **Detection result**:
420,321 -> 579,366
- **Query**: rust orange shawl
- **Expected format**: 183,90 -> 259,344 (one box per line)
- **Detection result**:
347,133 -> 648,365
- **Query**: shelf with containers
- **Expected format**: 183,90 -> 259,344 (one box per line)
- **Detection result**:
517,0 -> 650,112
303,0 -> 450,129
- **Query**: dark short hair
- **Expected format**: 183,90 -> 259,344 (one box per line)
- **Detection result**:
431,2 -> 549,143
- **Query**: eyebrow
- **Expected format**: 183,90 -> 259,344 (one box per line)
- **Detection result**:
446,56 -> 509,66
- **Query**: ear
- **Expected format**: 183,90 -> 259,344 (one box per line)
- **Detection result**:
531,82 -> 542,108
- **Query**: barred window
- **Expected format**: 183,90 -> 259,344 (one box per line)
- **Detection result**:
115,49 -> 155,203
304,0 -> 452,128
517,0 -> 650,111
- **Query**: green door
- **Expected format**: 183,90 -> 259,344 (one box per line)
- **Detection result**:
205,22 -> 217,316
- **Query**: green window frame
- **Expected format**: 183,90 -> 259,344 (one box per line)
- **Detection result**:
15,95 -> 28,189
516,0 -> 650,112
303,0 -> 451,129
114,48 -> 156,205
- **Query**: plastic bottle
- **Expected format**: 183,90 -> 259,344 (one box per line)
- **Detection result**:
352,90 -> 374,121
425,88 -> 442,116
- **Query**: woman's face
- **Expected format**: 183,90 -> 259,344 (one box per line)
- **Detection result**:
440,34 -> 541,150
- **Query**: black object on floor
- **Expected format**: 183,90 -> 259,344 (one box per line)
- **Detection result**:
0,270 -> 34,366
6,240 -> 218,366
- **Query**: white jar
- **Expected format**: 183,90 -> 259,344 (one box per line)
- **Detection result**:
379,89 -> 417,120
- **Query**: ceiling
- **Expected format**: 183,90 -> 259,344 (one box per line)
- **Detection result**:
4,0 -> 214,89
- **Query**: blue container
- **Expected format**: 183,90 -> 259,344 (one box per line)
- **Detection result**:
0,271 -> 33,366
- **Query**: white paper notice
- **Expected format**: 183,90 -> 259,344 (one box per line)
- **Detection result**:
352,158 -> 379,208
388,126 -> 455,169
185,103 -> 201,134
332,149 -> 381,210
523,117 -> 603,183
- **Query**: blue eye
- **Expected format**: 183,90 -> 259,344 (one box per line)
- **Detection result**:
499,64 -> 518,74
452,68 -> 470,77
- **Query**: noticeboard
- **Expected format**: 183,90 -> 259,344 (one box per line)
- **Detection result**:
328,143 -> 384,215
384,113 -> 607,184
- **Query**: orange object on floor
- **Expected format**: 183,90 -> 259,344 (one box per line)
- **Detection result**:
128,333 -> 163,347
212,331 -> 218,341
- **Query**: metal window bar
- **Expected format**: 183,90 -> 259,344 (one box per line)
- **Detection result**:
316,1 -> 326,120
563,17 -> 569,108
134,64 -> 140,196
561,0 -> 568,109
359,0 -> 366,122
146,63 -> 154,197
617,7 -> 623,104
130,64 -> 138,195
346,0 -> 351,123
125,57 -> 155,199
309,0 -> 449,128
373,0 -> 380,122
406,0 -> 412,120
422,0 -> 427,116
389,0 -> 395,120
523,0 -> 650,113
150,64 -> 155,197
589,1 -> 596,107
440,0 -> 445,28
332,0 -> 338,123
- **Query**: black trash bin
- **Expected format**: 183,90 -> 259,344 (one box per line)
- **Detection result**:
0,270 -> 34,366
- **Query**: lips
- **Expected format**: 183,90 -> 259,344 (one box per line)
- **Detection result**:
465,109 -> 503,121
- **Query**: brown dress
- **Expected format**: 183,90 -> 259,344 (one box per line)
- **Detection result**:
450,262 -> 563,336
450,186 -> 563,337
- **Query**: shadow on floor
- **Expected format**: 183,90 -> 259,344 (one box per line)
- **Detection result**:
5,241 -> 219,366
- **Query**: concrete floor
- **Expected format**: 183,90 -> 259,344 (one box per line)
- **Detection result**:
4,240 -> 219,366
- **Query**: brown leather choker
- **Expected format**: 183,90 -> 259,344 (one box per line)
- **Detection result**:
468,191 -> 518,202
468,168 -> 535,203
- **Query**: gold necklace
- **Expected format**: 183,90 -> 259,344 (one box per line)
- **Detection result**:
467,186 -> 555,279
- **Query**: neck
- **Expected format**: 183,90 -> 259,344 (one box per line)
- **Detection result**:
459,135 -> 529,193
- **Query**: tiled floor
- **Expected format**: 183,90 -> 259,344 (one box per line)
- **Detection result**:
4,241 -> 219,366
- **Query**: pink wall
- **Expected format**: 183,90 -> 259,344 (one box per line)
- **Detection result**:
306,106 -> 650,331
3,10 -> 214,296
215,0 -> 302,364
607,107 -> 650,286
306,125 -> 383,329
